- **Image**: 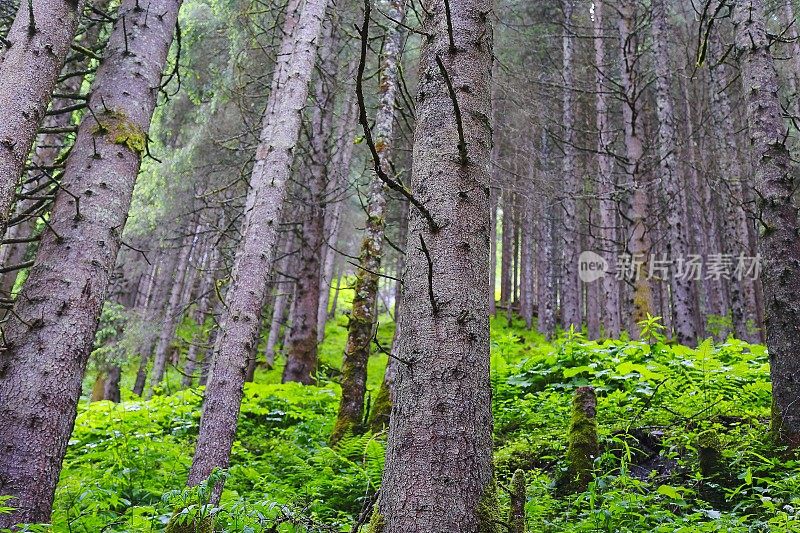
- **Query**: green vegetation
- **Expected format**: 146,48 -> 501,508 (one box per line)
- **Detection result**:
9,316 -> 797,531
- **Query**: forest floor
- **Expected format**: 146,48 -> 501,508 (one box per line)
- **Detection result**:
44,307 -> 800,532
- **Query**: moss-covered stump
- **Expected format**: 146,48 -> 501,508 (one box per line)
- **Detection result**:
559,386 -> 599,493
508,469 -> 526,533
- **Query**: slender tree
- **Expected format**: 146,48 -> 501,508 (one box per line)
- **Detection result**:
331,0 -> 405,445
650,0 -> 696,345
187,0 -> 329,492
592,0 -> 621,338
560,0 -> 580,329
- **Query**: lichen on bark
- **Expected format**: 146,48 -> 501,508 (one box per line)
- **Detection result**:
92,109 -> 147,155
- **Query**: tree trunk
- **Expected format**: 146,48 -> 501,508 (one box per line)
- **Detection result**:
499,188 -> 513,317
183,245 -> 220,388
560,0 -> 580,330
0,0 -> 86,237
331,0 -> 405,445
0,0 -> 183,524
187,0 -> 328,491
103,365 -> 121,403
376,0 -> 495,529
733,0 -> 800,448
593,0 -> 620,338
264,230 -> 297,366
0,4 -> 110,302
651,0 -> 696,345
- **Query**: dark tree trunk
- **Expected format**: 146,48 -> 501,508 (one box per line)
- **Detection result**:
733,0 -> 800,448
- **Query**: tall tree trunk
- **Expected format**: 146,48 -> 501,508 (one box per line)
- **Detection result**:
316,73 -> 358,343
519,193 -> 535,329
376,0 -> 495,529
560,0 -> 580,330
499,188 -> 513,314
331,0 -> 405,445
678,66 -> 711,338
593,0 -> 620,338
651,0 -> 696,345
0,0 -> 183,524
733,0 -> 800,448
187,0 -> 328,492
0,0 -> 86,237
0,3 -> 109,301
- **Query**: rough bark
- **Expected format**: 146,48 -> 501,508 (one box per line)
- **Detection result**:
376,0 -> 495,529
560,0 -> 580,330
592,0 -> 620,338
536,139 -> 558,338
0,0 -> 86,237
187,0 -> 328,491
0,5 -> 110,301
650,0 -> 696,345
733,0 -> 800,448
519,193 -> 535,329
331,0 -> 405,445
0,0 -> 183,524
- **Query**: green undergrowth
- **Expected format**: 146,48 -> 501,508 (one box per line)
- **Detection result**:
6,316 -> 798,531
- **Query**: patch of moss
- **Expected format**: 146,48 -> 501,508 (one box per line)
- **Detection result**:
698,429 -> 722,478
508,469 -> 526,533
92,109 -> 146,155
366,508 -> 384,533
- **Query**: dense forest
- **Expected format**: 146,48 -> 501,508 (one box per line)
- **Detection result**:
1,0 -> 800,530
